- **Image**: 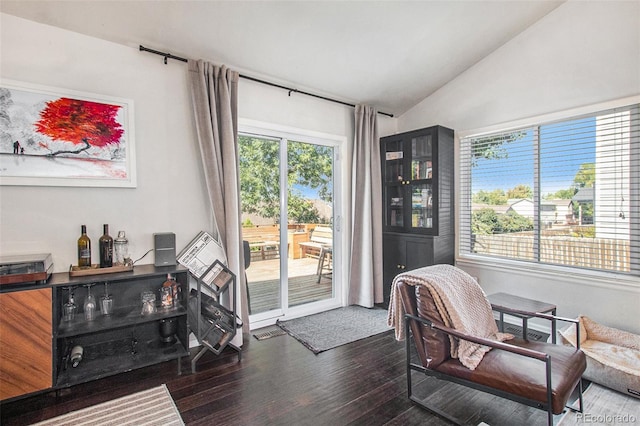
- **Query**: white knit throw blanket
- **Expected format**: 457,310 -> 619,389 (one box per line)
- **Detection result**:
387,264 -> 512,370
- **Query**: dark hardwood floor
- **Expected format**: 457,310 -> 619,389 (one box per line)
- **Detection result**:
1,329 -> 563,426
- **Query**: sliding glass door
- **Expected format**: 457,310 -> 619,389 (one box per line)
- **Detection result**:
239,129 -> 341,326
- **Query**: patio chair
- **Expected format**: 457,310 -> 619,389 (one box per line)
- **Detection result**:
316,245 -> 332,282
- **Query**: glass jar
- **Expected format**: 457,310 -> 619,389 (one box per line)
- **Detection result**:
114,231 -> 129,266
140,291 -> 157,315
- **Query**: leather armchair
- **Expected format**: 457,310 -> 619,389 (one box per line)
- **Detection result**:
398,281 -> 586,425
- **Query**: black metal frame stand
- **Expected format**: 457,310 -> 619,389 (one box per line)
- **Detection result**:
189,260 -> 242,373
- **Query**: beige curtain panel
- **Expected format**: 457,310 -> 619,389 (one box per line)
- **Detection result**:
349,104 -> 383,307
188,59 -> 249,334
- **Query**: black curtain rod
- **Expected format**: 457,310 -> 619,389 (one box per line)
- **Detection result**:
139,45 -> 394,118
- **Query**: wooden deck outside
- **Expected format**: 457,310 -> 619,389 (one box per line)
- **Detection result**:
246,256 -> 332,314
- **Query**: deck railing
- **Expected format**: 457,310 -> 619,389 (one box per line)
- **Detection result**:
241,224 -> 326,262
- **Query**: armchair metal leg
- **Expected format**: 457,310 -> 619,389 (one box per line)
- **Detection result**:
405,318 -> 465,425
563,379 -> 584,414
577,379 -> 584,413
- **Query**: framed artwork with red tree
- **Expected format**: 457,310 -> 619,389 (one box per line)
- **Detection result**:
0,79 -> 136,187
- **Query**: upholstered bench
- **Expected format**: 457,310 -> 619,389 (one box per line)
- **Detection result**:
559,315 -> 640,400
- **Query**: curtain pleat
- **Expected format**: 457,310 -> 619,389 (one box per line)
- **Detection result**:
188,59 -> 249,336
349,105 -> 383,306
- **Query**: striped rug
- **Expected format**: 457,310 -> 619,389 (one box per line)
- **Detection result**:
31,385 -> 184,426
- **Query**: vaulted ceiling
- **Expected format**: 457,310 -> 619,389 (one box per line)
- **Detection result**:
0,1 -> 564,116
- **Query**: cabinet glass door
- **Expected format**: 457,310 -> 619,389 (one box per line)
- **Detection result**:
411,134 -> 432,180
411,183 -> 433,230
384,139 -> 405,183
385,185 -> 404,228
409,133 -> 434,232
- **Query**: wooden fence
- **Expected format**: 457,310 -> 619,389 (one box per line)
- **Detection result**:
474,233 -> 630,272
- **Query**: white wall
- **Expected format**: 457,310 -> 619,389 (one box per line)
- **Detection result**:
0,13 -> 396,275
0,14 -> 206,270
396,1 -> 640,333
398,1 -> 640,133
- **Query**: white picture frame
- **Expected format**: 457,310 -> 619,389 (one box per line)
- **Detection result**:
0,79 -> 136,187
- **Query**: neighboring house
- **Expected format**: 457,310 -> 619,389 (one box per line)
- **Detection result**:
544,199 -> 575,225
310,199 -> 332,223
572,187 -> 595,225
507,199 -> 534,219
475,199 -> 575,226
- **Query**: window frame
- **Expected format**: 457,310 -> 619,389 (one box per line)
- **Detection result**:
456,95 -> 640,287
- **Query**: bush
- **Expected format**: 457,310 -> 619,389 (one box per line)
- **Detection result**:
472,208 -> 533,235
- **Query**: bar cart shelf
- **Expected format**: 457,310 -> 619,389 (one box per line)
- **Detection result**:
51,264 -> 189,389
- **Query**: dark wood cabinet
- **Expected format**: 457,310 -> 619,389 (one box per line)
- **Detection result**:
0,264 -> 189,401
381,126 -> 454,305
50,265 -> 189,389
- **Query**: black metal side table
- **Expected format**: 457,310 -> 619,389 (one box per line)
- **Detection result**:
487,292 -> 557,343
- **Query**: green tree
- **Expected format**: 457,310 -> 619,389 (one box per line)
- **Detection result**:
472,208 -> 500,235
473,189 -> 508,205
470,131 -> 526,166
472,208 -> 533,235
499,210 -> 534,233
239,136 -> 332,223
574,163 -> 595,188
507,184 -> 532,200
544,188 -> 577,200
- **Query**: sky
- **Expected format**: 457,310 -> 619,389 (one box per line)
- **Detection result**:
471,117 -> 596,197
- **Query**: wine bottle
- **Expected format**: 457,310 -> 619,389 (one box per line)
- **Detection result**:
77,225 -> 91,268
70,345 -> 83,368
161,274 -> 179,309
99,224 -> 113,268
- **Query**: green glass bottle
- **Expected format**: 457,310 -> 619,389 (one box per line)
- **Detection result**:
99,224 -> 113,268
77,225 -> 91,268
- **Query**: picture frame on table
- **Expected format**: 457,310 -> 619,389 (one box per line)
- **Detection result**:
0,79 -> 136,187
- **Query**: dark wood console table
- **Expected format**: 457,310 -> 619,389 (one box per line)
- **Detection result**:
487,292 -> 557,343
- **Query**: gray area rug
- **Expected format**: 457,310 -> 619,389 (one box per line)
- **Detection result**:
277,306 -> 391,354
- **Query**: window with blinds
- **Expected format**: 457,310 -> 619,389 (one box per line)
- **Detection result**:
459,103 -> 639,276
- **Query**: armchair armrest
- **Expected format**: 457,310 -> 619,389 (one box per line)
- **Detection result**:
405,313 -> 549,362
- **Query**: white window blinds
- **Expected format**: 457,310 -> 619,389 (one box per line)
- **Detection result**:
460,104 -> 639,276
